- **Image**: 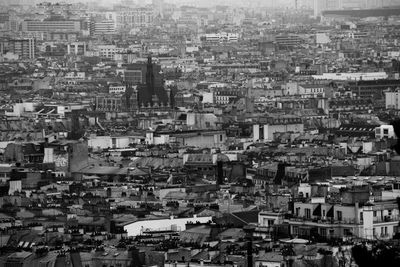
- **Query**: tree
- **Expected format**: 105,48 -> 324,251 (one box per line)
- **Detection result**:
352,243 -> 400,267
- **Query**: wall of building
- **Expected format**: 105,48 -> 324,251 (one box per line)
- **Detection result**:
123,215 -> 212,236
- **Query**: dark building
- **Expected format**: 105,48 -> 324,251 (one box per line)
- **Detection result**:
95,88 -> 138,112
125,56 -> 170,109
323,8 -> 400,18
335,124 -> 378,138
347,80 -> 400,101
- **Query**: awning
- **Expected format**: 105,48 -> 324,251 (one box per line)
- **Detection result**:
326,205 -> 334,218
312,203 -> 322,216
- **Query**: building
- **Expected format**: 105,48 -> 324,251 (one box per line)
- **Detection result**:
204,33 -> 240,43
116,8 -> 154,29
89,20 -> 115,36
153,0 -> 165,18
95,89 -> 138,112
97,45 -> 123,59
314,0 -> 341,17
348,80 -> 400,100
67,42 -> 87,55
253,116 -> 304,142
312,72 -> 388,81
286,196 -> 400,240
8,38 -> 35,59
123,215 -> 212,237
21,20 -> 81,32
385,89 -> 400,109
298,84 -> 326,98
214,88 -> 244,105
109,84 -> 127,94
375,125 -> 396,139
126,57 -> 170,109
146,130 -> 227,149
275,35 -> 302,48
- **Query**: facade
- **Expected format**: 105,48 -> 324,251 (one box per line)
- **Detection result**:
348,80 -> 400,100
126,57 -> 170,109
298,84 -> 326,98
89,20 -> 116,36
287,198 -> 399,240
204,33 -> 240,43
123,215 -> 213,237
385,89 -> 400,109
97,45 -> 124,59
67,42 -> 86,55
95,90 -> 138,112
275,35 -> 302,48
116,8 -> 154,29
21,20 -> 81,32
253,117 -> 304,142
8,38 -> 36,59
375,125 -> 395,139
214,88 -> 244,105
109,84 -> 127,94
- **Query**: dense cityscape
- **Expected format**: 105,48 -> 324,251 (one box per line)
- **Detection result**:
1,0 -> 400,266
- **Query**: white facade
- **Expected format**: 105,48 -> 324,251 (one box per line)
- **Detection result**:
375,125 -> 395,139
64,72 -> 85,79
88,135 -> 137,151
204,33 -> 239,42
9,180 -> 21,195
202,92 -> 214,104
123,215 -> 212,236
298,84 -> 326,98
5,102 -> 37,117
312,72 -> 388,81
96,45 -> 124,59
253,123 -> 304,142
385,90 -> 400,110
109,85 -> 126,94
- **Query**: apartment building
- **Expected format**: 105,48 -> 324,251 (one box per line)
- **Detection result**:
21,20 -> 81,32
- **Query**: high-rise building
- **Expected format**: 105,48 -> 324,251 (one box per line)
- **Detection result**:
9,38 -> 36,59
21,20 -> 81,32
314,0 -> 341,16
152,0 -> 164,18
116,8 -> 154,29
125,56 -> 169,109
314,0 -> 400,16
89,20 -> 115,36
67,42 -> 87,55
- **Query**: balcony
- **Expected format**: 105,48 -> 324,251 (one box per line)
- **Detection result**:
373,215 -> 399,223
288,215 -> 361,225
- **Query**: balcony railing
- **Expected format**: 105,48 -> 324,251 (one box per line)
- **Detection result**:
288,216 -> 361,225
373,215 -> 400,223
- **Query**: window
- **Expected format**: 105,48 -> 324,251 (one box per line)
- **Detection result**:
322,210 -> 326,217
220,134 -> 223,142
329,229 -> 334,236
373,211 -> 377,217
383,129 -> 389,135
336,211 -> 342,221
388,210 -> 392,216
320,228 -> 327,237
293,226 -> 299,235
344,228 -> 351,236
305,208 -> 311,219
